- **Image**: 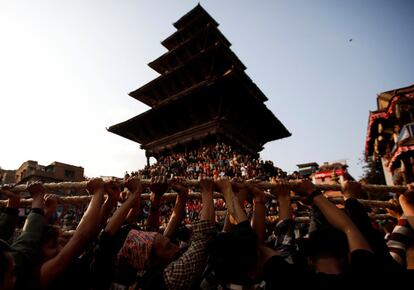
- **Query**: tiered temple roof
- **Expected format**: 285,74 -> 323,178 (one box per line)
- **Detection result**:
108,4 -> 290,157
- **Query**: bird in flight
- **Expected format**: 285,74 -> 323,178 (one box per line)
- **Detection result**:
349,38 -> 353,42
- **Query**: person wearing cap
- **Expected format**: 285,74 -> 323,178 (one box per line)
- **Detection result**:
91,176 -> 217,290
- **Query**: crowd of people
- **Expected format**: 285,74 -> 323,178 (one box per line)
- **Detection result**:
135,143 -> 290,181
0,143 -> 414,290
0,177 -> 413,289
126,143 -> 300,231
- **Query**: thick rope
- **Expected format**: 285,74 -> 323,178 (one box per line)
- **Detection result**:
0,192 -> 400,211
1,179 -> 408,195
213,210 -> 395,221
293,214 -> 395,223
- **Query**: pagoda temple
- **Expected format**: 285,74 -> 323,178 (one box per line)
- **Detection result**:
108,4 -> 291,161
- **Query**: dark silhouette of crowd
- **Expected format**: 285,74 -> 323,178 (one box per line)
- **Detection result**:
0,144 -> 413,290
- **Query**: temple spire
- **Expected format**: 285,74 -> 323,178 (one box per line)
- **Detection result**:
108,5 -> 291,157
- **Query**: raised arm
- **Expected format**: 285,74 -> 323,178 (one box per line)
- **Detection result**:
13,182 -> 47,251
199,176 -> 215,222
147,176 -> 168,231
215,177 -> 248,224
0,186 -> 20,241
125,199 -> 140,224
222,179 -> 248,232
293,180 -> 372,253
163,178 -> 189,238
104,177 -> 142,236
90,178 -> 141,290
99,180 -> 121,228
341,180 -> 392,258
271,181 -> 291,221
11,182 -> 47,290
399,183 -> 414,229
268,180 -> 296,261
39,178 -> 105,288
247,182 -> 266,245
162,176 -> 216,289
341,181 -> 372,232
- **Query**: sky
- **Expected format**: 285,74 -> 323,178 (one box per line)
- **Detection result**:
0,0 -> 413,179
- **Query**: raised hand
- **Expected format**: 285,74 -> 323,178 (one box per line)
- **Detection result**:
124,177 -> 143,195
399,183 -> 414,214
0,185 -> 16,197
199,175 -> 214,194
232,178 -> 250,204
291,179 -> 316,197
163,177 -> 190,238
198,175 -> 215,222
399,183 -> 414,229
247,181 -> 267,245
270,179 -> 290,199
214,177 -> 233,199
170,177 -> 189,198
0,185 -> 20,208
149,176 -> 168,196
124,177 -> 142,210
402,183 -> 414,203
385,198 -> 401,219
86,178 -> 104,195
215,177 -> 247,224
246,180 -> 266,203
27,182 -> 46,209
104,180 -> 122,204
271,179 -> 291,221
27,181 -> 46,197
341,180 -> 367,200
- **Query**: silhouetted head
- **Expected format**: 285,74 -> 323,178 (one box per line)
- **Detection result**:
208,224 -> 258,285
305,228 -> 348,273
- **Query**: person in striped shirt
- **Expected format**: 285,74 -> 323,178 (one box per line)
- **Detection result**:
387,184 -> 414,267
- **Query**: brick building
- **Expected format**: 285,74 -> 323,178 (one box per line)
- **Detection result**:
0,169 -> 17,185
14,160 -> 84,184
